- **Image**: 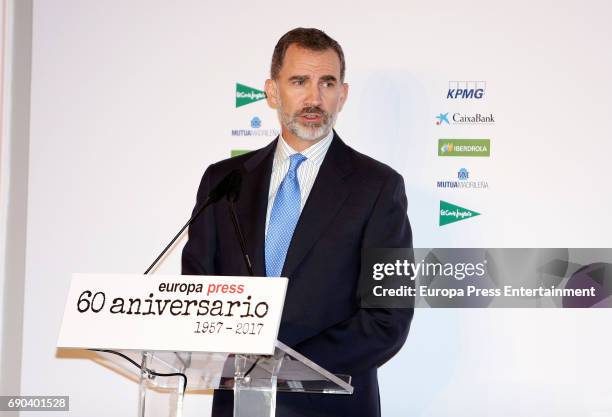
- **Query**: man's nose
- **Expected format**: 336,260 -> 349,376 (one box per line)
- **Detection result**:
304,83 -> 322,107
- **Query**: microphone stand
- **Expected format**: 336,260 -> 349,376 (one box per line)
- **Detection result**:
92,170 -> 246,415
143,196 -> 215,275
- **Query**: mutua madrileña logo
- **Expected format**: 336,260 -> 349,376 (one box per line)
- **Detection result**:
438,139 -> 490,157
439,200 -> 481,226
436,112 -> 495,125
447,81 -> 486,99
235,83 -> 266,108
231,116 -> 280,137
437,168 -> 489,190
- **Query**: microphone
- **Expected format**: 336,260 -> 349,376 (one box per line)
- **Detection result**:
226,171 -> 242,203
224,172 -> 255,276
205,169 -> 254,275
137,169 -> 254,391
143,169 -> 243,275
100,170 -> 246,394
208,169 -> 242,204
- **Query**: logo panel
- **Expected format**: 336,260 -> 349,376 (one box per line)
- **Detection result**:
236,83 -> 266,108
439,201 -> 481,226
446,81 -> 486,99
436,112 -> 495,125
436,168 -> 489,190
438,139 -> 490,157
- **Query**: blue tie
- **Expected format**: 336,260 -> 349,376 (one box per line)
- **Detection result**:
265,153 -> 307,277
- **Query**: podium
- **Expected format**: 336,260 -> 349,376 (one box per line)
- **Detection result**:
91,340 -> 353,417
58,274 -> 353,416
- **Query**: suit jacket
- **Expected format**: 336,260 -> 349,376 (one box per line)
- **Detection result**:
182,131 -> 414,417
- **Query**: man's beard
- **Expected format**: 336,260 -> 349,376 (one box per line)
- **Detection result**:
277,100 -> 336,142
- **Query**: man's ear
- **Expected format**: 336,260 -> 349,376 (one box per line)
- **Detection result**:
338,82 -> 349,112
265,79 -> 279,109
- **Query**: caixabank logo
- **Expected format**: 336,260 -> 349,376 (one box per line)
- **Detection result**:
439,201 -> 481,226
438,139 -> 490,157
235,83 -> 266,107
436,112 -> 495,125
447,81 -> 486,99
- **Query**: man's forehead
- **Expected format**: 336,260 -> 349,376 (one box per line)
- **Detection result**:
279,44 -> 341,79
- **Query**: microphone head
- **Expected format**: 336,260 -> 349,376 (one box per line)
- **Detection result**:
226,170 -> 243,203
208,169 -> 243,203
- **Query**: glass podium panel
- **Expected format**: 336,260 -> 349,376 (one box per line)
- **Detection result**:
89,340 -> 353,417
92,341 -> 353,394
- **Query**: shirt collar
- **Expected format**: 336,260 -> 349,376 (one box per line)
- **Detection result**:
273,130 -> 334,169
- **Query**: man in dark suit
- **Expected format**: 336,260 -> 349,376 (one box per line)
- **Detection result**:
182,27 -> 413,417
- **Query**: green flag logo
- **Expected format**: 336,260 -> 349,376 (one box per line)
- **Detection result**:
439,200 -> 481,226
235,83 -> 266,107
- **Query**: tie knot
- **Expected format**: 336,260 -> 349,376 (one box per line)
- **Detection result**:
288,153 -> 307,174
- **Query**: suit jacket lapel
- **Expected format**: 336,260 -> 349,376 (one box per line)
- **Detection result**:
238,140 -> 276,277
281,133 -> 353,277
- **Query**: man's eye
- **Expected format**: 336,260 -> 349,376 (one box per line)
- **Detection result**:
292,79 -> 305,86
321,81 -> 335,88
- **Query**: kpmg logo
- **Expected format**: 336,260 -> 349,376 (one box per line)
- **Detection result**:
436,112 -> 495,125
438,139 -> 490,157
439,201 -> 481,226
447,81 -> 486,99
437,168 -> 489,190
235,83 -> 266,108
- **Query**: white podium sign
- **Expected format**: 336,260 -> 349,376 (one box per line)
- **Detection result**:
57,274 -> 288,355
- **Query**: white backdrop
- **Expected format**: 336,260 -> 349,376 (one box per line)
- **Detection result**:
19,0 -> 612,416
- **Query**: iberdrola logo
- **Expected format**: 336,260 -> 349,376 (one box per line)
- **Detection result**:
439,200 -> 480,226
438,139 -> 490,157
440,142 -> 454,154
236,83 -> 266,108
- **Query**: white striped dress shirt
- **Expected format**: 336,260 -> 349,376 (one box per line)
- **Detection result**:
265,131 -> 334,235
